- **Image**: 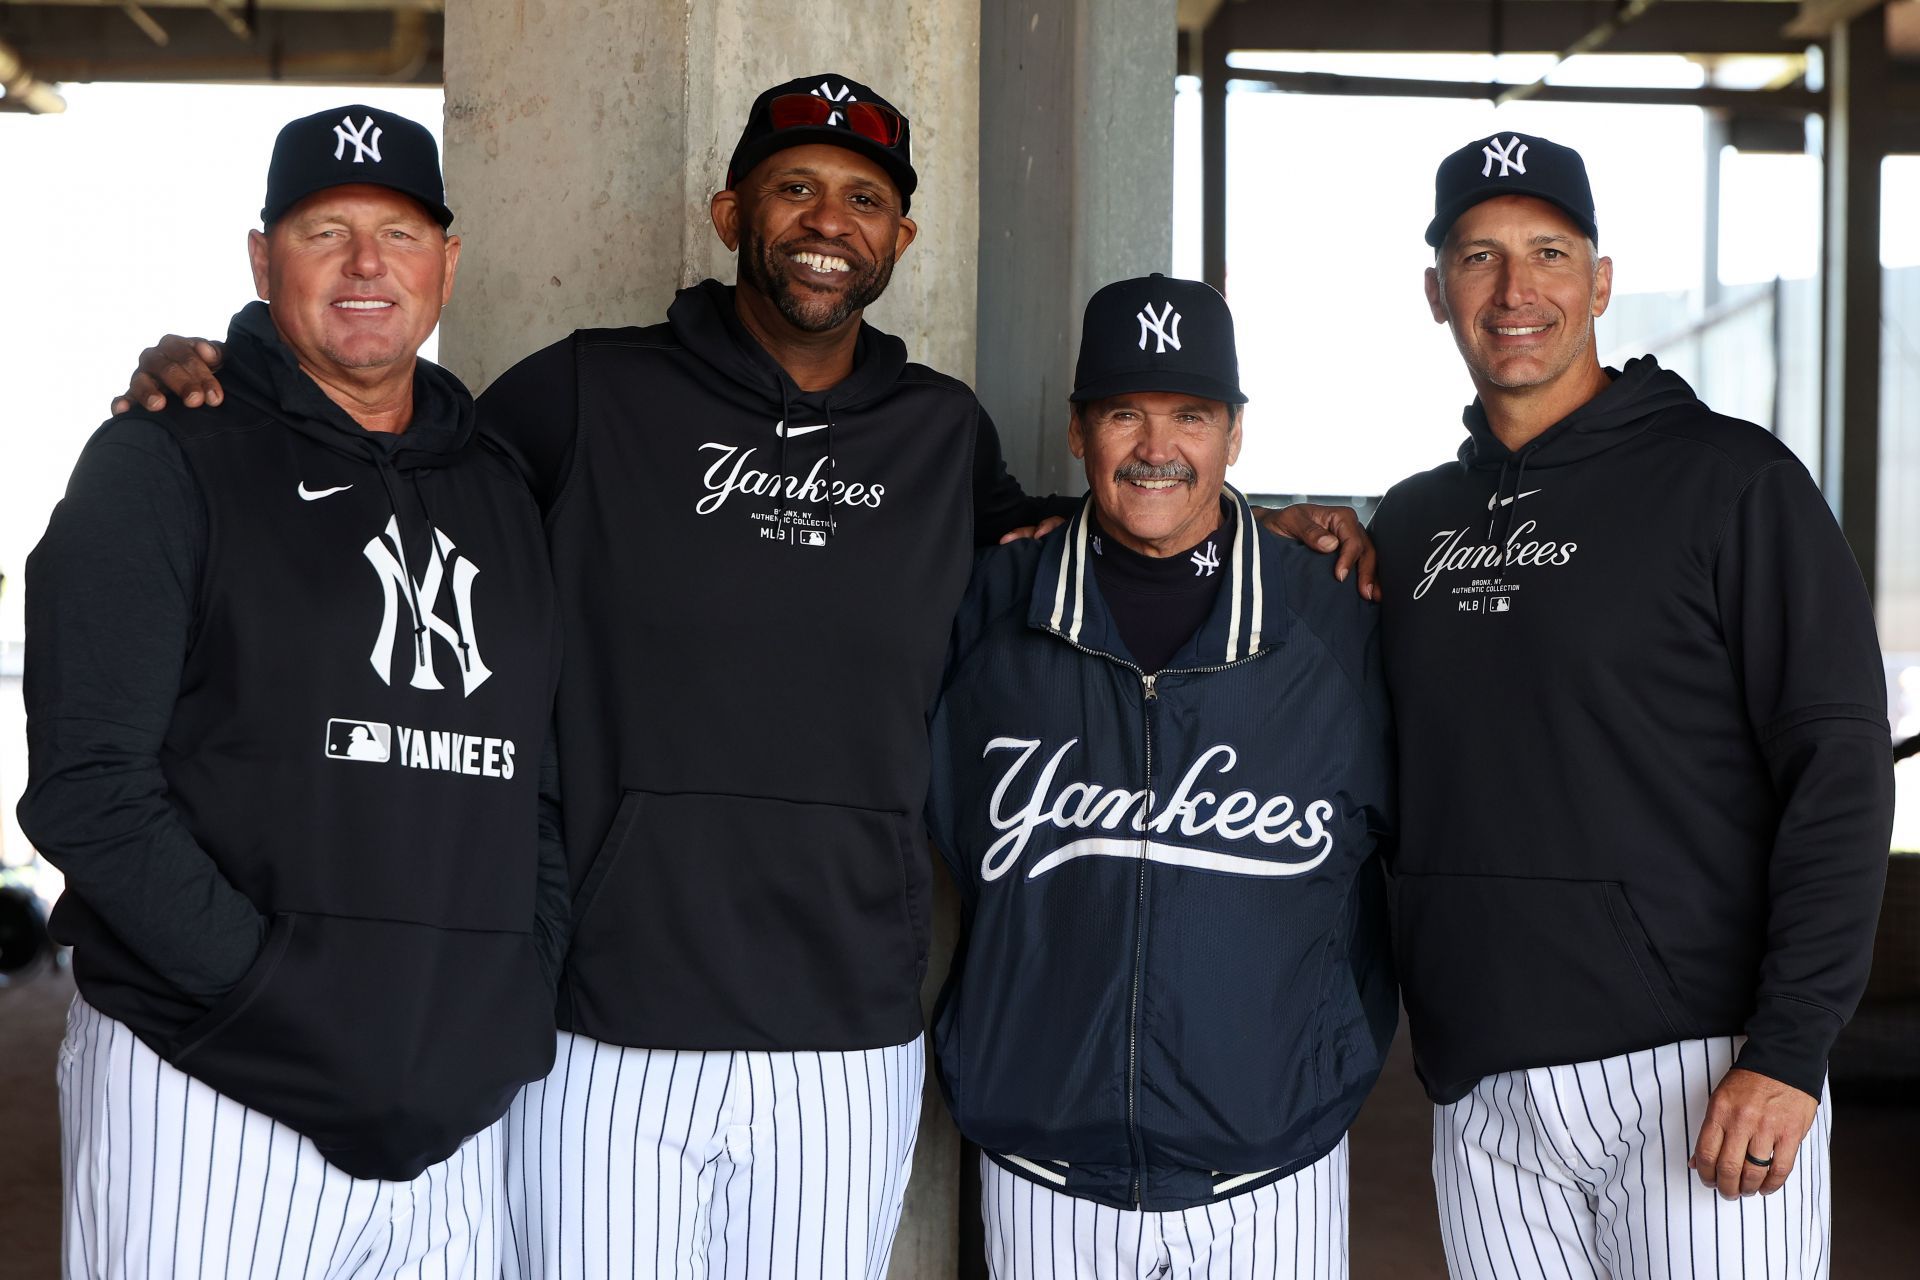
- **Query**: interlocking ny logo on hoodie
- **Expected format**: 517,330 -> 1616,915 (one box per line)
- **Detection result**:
981,737 -> 1335,882
325,516 -> 515,783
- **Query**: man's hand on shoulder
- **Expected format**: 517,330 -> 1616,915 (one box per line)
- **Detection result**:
110,336 -> 226,415
998,516 -> 1067,544
1255,503 -> 1379,601
1691,1067 -> 1819,1200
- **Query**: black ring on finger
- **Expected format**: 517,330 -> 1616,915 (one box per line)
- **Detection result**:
1744,1153 -> 1774,1168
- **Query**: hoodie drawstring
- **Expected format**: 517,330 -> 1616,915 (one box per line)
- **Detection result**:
823,408 -> 838,542
372,457 -> 433,668
1484,454 -> 1513,540
774,386 -> 793,549
410,474 -> 471,674
1483,449 -> 1532,548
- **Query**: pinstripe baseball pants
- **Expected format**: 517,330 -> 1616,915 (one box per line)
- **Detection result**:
978,1137 -> 1350,1279
499,1029 -> 925,1280
57,996 -> 504,1280
1432,1037 -> 1831,1280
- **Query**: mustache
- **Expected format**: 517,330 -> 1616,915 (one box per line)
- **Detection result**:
1114,461 -> 1196,484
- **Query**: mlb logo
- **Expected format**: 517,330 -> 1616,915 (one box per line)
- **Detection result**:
1458,598 -> 1481,613
325,718 -> 391,763
798,529 -> 827,547
1490,596 -> 1512,613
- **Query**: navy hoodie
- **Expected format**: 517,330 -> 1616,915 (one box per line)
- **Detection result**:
1370,356 -> 1892,1104
21,302 -> 564,1179
480,280 -> 1075,1052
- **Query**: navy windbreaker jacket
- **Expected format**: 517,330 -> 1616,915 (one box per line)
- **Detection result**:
927,489 -> 1397,1211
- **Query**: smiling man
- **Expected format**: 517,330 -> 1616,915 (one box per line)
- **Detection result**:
469,73 -> 1085,1280
1369,133 -> 1892,1278
927,276 -> 1394,1279
20,105 -> 564,1276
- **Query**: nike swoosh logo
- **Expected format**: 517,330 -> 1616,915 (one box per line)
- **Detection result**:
1486,488 -> 1542,511
773,420 -> 829,438
298,483 -> 354,501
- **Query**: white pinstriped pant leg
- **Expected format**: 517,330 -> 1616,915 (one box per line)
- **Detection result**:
979,1136 -> 1349,1280
1432,1037 -> 1832,1280
500,1031 -> 924,1280
57,996 -> 505,1280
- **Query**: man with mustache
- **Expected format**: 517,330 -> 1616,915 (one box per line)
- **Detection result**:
926,275 -> 1394,1278
1369,132 -> 1892,1278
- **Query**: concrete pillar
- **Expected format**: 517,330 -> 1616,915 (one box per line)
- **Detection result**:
1820,10 -> 1888,596
975,0 -> 1178,496
439,6 -> 979,1277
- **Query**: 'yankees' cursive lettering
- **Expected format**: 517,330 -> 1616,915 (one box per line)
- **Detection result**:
980,737 -> 1335,882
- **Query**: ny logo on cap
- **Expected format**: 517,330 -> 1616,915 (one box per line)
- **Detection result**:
333,115 -> 384,165
812,82 -> 856,127
1481,135 -> 1528,178
1137,302 -> 1183,354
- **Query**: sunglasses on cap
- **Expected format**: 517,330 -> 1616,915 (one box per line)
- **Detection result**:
766,93 -> 905,147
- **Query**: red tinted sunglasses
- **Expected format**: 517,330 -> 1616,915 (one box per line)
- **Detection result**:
767,93 -> 905,147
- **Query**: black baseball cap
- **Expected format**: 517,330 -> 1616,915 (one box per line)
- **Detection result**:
1425,131 -> 1596,249
1071,274 -> 1246,406
262,104 -> 453,229
727,74 -> 917,213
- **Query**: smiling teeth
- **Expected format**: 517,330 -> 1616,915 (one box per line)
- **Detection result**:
1132,479 -> 1181,490
334,300 -> 392,310
1494,325 -> 1547,335
792,251 -> 850,273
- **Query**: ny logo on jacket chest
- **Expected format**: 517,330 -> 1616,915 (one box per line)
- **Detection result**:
363,516 -> 492,696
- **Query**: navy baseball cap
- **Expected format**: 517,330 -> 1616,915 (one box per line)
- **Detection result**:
727,74 -> 917,213
1425,132 -> 1597,249
262,104 -> 453,229
1071,274 -> 1246,406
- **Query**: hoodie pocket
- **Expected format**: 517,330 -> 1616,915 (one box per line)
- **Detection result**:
166,912 -> 553,1182
563,789 -> 929,1050
1393,873 -> 1701,1099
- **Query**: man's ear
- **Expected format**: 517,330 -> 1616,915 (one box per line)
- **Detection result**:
1591,254 -> 1614,318
1424,265 -> 1447,324
891,215 -> 917,264
1067,406 -> 1087,461
1226,406 -> 1244,468
248,228 -> 271,301
440,234 -> 462,307
710,188 -> 743,251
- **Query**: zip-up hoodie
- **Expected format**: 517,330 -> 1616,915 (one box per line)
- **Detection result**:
926,490 -> 1396,1211
480,280 -> 1073,1052
21,302 -> 562,1180
1369,356 -> 1892,1104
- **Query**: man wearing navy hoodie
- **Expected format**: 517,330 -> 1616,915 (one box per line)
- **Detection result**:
1369,133 -> 1893,1278
21,106 -> 565,1277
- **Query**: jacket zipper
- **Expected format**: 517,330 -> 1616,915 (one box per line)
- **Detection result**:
1130,669 -> 1157,1206
1041,630 -> 1269,1209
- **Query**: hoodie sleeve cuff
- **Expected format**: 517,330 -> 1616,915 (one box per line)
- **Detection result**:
1734,996 -> 1842,1098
